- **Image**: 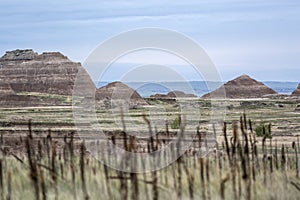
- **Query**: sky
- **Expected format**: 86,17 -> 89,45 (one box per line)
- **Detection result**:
0,0 -> 299,82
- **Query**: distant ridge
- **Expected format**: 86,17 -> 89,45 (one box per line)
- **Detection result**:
202,74 -> 277,99
150,90 -> 197,98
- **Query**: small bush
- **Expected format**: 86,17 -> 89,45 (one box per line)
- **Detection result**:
255,123 -> 272,138
170,115 -> 181,129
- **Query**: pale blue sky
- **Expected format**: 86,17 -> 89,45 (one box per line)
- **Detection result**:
0,0 -> 299,81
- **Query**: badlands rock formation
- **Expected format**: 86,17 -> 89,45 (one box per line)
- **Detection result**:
0,79 -> 15,96
0,49 -> 85,95
0,49 -> 147,108
202,74 -> 277,99
291,83 -> 300,96
150,90 -> 197,99
96,81 -> 147,108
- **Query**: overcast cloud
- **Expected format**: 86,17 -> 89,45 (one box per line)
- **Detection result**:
0,0 -> 299,81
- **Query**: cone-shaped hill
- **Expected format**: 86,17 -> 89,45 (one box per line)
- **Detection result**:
202,74 -> 277,99
96,81 -> 147,108
291,83 -> 300,96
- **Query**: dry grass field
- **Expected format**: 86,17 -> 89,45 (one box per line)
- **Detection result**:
0,98 -> 300,199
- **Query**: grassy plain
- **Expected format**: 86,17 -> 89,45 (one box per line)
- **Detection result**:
0,98 -> 299,199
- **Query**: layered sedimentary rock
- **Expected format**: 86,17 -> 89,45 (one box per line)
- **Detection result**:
291,83 -> 300,96
202,74 -> 277,99
0,79 -> 15,96
0,49 -> 95,107
0,49 -> 148,108
150,90 -> 197,99
96,81 -> 147,108
0,49 -> 86,95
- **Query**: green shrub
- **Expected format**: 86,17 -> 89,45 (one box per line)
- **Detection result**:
255,123 -> 272,138
170,115 -> 181,129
